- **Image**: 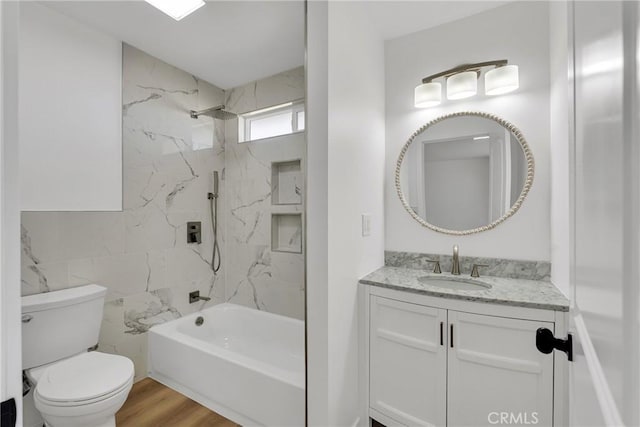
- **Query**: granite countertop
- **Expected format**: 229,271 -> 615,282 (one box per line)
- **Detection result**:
360,266 -> 569,312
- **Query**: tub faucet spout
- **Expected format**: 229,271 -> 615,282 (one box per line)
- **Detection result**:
189,290 -> 211,304
452,245 -> 460,275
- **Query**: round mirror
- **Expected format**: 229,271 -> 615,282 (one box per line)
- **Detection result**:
396,112 -> 534,235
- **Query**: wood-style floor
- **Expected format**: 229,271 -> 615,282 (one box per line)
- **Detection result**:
116,378 -> 239,427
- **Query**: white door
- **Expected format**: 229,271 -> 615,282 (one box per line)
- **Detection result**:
570,1 -> 640,426
369,296 -> 447,427
447,311 -> 555,427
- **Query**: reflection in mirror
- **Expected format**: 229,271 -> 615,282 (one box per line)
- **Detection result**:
397,113 -> 533,234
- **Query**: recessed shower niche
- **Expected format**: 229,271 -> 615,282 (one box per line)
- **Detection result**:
271,213 -> 303,253
271,160 -> 302,205
271,160 -> 303,254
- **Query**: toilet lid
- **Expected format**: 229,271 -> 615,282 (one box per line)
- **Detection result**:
36,352 -> 134,403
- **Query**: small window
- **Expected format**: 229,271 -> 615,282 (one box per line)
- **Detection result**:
239,100 -> 305,143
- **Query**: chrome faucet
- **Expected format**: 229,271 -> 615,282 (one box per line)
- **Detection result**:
451,245 -> 460,275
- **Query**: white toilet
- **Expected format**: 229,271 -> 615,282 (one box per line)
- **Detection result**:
22,284 -> 134,427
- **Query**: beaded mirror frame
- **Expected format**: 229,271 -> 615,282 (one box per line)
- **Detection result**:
395,111 -> 534,235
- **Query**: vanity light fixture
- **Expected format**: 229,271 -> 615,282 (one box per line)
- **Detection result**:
415,59 -> 519,108
144,0 -> 205,21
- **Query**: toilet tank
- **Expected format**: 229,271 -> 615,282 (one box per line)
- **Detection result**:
22,284 -> 107,369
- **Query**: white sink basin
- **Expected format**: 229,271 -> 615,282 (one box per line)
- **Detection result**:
417,276 -> 492,291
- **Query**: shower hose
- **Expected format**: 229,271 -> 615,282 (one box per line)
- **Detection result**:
209,193 -> 221,273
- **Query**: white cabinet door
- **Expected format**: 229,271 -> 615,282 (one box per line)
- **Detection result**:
370,296 -> 447,427
447,311 -> 554,427
19,3 -> 122,211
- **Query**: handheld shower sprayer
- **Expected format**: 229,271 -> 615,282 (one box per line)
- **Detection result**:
208,171 -> 221,273
212,171 -> 219,199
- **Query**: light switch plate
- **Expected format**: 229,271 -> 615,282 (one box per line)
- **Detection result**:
362,213 -> 371,237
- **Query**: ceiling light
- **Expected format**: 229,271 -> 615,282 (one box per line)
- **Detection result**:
145,0 -> 205,21
414,82 -> 442,108
473,135 -> 490,140
485,65 -> 519,95
447,71 -> 477,100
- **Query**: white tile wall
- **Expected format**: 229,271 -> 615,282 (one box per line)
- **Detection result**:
20,48 -> 306,379
224,67 -> 305,320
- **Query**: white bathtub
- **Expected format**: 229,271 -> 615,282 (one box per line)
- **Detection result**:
148,303 -> 305,426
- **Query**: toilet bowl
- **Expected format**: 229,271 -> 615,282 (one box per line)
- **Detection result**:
21,285 -> 135,427
28,351 -> 134,427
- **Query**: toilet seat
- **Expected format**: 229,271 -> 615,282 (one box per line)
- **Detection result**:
34,352 -> 134,406
34,379 -> 132,422
36,378 -> 132,407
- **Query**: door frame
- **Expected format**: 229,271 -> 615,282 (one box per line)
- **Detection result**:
0,1 -> 23,425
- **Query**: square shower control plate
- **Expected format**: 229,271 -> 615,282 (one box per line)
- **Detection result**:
189,290 -> 201,304
187,221 -> 202,244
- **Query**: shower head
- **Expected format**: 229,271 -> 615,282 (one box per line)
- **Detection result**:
190,105 -> 237,120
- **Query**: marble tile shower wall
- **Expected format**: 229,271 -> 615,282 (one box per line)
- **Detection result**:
224,67 -> 306,320
20,45 -> 227,379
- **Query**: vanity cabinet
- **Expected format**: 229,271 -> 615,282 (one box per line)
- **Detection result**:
362,286 -> 567,427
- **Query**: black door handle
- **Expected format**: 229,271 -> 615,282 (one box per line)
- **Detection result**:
536,328 -> 573,361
